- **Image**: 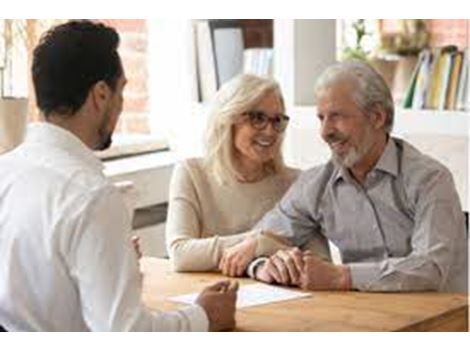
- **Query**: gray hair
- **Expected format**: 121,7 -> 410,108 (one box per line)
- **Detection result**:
314,60 -> 395,133
204,74 -> 287,184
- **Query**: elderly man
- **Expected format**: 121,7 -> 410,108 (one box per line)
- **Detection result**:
228,60 -> 467,293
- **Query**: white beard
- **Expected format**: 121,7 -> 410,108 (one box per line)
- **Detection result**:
332,125 -> 375,168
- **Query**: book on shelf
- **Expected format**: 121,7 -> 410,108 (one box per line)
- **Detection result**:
420,48 -> 438,109
402,50 -> 426,109
403,46 -> 468,111
437,49 -> 456,110
411,50 -> 432,109
425,47 -> 451,110
445,51 -> 463,110
455,48 -> 469,111
194,20 -> 244,102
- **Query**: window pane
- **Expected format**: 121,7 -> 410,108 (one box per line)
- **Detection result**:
6,19 -> 151,136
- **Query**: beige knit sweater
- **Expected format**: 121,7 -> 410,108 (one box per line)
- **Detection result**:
165,158 -> 302,271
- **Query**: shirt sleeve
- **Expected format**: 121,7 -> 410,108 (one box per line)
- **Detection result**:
65,185 -> 209,331
349,168 -> 468,292
165,162 -> 253,272
255,172 -> 331,259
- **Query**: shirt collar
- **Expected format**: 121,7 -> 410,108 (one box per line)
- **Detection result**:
24,122 -> 104,173
374,137 -> 399,177
332,160 -> 350,184
333,137 -> 399,184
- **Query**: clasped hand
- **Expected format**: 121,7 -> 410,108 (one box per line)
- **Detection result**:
256,249 -> 351,291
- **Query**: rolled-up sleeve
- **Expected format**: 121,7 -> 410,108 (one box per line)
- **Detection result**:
256,172 -> 331,260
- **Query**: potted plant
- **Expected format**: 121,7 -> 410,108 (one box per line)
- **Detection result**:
0,19 -> 31,154
341,19 -> 370,61
341,20 -> 397,92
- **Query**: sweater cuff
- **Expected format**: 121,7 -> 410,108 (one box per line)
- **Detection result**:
348,262 -> 382,291
183,305 -> 209,332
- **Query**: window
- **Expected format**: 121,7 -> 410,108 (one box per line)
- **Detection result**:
2,19 -> 171,159
1,20 -> 56,110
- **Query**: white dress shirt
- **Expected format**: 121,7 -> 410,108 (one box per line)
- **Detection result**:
0,122 -> 208,331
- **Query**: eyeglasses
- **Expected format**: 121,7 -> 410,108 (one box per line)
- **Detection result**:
241,111 -> 290,133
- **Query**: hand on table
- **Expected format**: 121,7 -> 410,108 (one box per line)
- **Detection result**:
255,249 -> 351,291
255,248 -> 304,286
196,280 -> 239,331
219,237 -> 257,277
300,251 -> 351,291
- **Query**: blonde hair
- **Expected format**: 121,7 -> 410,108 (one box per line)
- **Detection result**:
204,74 -> 287,184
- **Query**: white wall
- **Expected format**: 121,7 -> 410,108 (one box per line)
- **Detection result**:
274,20 -> 337,106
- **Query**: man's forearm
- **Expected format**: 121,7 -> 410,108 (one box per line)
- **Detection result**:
348,258 -> 442,292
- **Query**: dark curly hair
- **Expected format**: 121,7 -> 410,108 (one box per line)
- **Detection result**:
32,20 -> 123,117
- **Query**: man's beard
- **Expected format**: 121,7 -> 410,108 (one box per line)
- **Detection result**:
96,132 -> 112,151
95,110 -> 113,151
332,145 -> 362,168
327,126 -> 375,169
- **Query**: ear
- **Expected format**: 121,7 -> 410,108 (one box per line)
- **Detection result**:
369,104 -> 387,130
90,81 -> 112,114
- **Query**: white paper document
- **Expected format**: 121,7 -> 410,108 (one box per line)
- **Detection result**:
169,283 -> 312,309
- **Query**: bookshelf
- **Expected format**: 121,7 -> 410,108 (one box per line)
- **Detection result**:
191,19 -> 338,105
269,20 -> 468,135
185,19 -> 468,142
401,47 -> 469,112
193,19 -> 276,103
393,108 -> 468,136
230,20 -> 469,114
190,19 -> 469,207
147,20 -> 468,207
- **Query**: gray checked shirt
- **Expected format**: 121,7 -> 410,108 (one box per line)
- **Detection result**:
257,137 -> 468,292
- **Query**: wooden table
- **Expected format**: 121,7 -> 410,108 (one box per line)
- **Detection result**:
141,257 -> 469,332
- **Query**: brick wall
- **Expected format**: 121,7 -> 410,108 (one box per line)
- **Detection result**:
381,19 -> 469,49
429,19 -> 469,48
101,20 -> 150,134
239,20 -> 273,48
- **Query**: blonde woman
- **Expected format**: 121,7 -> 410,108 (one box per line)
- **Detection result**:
166,74 -> 304,275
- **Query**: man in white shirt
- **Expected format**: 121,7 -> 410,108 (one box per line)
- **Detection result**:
0,20 -> 237,332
